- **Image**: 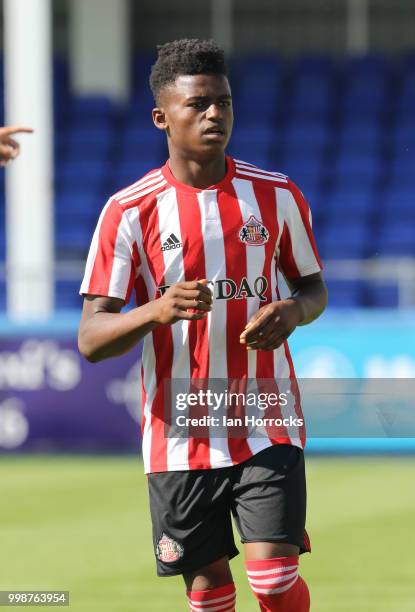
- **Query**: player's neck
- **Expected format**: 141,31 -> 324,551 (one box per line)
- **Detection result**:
167,153 -> 227,189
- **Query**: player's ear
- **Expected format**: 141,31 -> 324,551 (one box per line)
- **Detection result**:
152,107 -> 168,132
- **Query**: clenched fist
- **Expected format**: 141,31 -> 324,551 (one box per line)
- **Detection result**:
152,279 -> 213,325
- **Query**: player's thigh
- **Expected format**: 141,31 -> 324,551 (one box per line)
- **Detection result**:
231,444 -> 308,552
148,468 -> 239,578
183,555 -> 233,591
244,541 -> 299,561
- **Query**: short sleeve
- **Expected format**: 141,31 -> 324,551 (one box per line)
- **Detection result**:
80,198 -> 140,302
276,179 -> 323,279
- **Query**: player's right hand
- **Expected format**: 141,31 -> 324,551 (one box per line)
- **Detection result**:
152,280 -> 212,325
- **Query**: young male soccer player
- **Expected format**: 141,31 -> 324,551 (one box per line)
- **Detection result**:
78,39 -> 327,612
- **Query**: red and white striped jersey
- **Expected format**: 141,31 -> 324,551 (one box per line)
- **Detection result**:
80,156 -> 323,473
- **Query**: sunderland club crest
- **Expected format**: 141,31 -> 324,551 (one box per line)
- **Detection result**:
239,215 -> 269,246
156,533 -> 184,563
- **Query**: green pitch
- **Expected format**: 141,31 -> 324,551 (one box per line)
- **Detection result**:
0,455 -> 414,611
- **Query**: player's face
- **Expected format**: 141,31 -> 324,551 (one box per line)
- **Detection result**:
153,74 -> 233,160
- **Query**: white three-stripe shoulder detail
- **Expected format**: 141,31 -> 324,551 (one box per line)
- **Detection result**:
117,171 -> 163,199
235,168 -> 288,184
118,179 -> 167,205
114,169 -> 162,198
235,159 -> 288,179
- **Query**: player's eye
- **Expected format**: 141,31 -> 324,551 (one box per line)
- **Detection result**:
189,102 -> 205,110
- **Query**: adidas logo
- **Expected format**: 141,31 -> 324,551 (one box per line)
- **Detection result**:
161,233 -> 183,252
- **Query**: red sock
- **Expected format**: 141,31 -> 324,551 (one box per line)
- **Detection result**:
187,583 -> 236,612
246,556 -> 310,612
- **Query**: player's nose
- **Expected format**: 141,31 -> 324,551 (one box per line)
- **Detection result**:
205,103 -> 222,119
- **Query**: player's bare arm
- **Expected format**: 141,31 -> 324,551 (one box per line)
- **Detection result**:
0,125 -> 33,165
239,271 -> 327,351
78,280 -> 212,362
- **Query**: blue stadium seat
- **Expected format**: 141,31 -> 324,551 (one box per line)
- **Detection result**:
344,54 -> 389,78
130,85 -> 156,115
298,187 -> 321,212
311,226 -> 325,251
55,221 -> 95,259
325,279 -> 365,308
290,76 -> 334,116
234,73 -> 281,121
341,78 -> 389,116
394,112 -> 415,128
236,72 -> 280,94
230,54 -> 282,80
56,158 -> 110,181
386,173 -> 415,191
306,195 -> 325,239
231,125 -> 275,147
391,142 -> 415,163
320,220 -> 369,259
55,121 -> 113,155
120,122 -> 165,150
337,122 -> 383,152
377,221 -> 415,256
391,122 -> 415,153
389,153 -> 415,182
0,280 -> 6,310
334,152 -> 381,183
283,120 -> 331,151
399,60 -> 415,105
58,126 -> 114,157
230,125 -> 276,160
326,187 -> 374,220
117,145 -> 166,168
55,159 -> 110,192
286,175 -> 322,200
397,93 -> 415,115
55,280 -> 84,310
401,51 -> 415,73
53,58 -> 69,106
65,96 -> 115,119
292,54 -> 335,78
55,192 -> 105,224
280,152 -> 324,186
381,188 -> 414,217
131,52 -> 157,87
0,232 -> 5,263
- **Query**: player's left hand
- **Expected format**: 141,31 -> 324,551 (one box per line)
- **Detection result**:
239,299 -> 303,351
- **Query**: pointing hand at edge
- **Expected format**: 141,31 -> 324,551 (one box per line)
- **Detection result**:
0,125 -> 34,166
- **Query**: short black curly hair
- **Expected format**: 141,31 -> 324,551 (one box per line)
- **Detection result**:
149,38 -> 227,102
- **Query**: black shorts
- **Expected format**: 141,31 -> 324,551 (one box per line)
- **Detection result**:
147,443 -> 310,577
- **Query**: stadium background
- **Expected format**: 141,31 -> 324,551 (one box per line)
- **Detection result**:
0,1 -> 414,611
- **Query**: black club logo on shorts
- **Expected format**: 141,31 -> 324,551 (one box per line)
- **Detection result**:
156,533 -> 184,563
239,215 -> 269,246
